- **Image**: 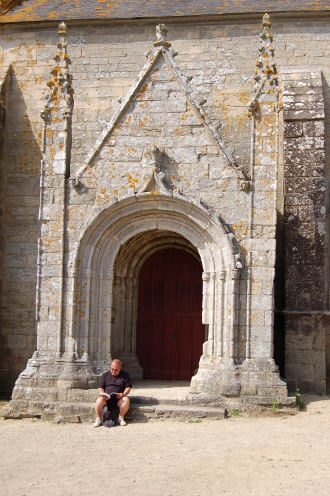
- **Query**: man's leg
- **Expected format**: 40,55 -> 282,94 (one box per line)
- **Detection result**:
93,396 -> 107,427
117,397 -> 130,426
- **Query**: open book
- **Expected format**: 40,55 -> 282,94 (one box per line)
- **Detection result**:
99,392 -> 118,400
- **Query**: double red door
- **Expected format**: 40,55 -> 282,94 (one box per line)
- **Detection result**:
137,248 -> 204,380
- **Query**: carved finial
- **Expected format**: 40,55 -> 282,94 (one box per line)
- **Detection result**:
156,24 -> 167,41
262,12 -> 271,29
248,13 -> 279,118
58,22 -> 67,35
42,21 -> 74,121
154,24 -> 171,48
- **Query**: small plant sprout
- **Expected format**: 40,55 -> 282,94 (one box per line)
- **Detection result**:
295,388 -> 306,411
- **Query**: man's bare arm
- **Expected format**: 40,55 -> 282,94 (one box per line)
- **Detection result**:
117,387 -> 131,399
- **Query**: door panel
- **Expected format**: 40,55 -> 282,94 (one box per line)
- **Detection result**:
137,248 -> 203,380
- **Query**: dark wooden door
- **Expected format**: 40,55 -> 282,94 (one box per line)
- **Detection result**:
137,248 -> 204,380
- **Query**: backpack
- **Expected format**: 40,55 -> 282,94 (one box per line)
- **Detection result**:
101,402 -> 119,427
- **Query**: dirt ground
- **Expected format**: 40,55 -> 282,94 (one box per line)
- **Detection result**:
1,396 -> 330,496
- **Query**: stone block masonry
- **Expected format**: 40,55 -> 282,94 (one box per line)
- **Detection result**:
0,7 -> 328,414
281,70 -> 328,394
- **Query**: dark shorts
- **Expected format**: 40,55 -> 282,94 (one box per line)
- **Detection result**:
106,395 -> 119,408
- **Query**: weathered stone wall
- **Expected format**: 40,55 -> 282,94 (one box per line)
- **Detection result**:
0,66 -> 39,397
0,41 -> 42,396
281,71 -> 329,394
0,14 -> 329,395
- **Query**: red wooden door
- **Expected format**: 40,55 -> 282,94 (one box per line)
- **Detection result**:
137,248 -> 204,380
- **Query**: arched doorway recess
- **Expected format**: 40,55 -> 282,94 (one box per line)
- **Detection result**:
137,247 -> 205,380
111,230 -> 204,379
70,194 -> 240,385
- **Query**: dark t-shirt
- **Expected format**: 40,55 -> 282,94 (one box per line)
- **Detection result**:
98,370 -> 132,395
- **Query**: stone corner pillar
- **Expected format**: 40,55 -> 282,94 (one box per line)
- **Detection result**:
191,13 -> 289,404
4,24 -> 95,421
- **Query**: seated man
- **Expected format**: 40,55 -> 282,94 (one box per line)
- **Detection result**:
93,359 -> 132,427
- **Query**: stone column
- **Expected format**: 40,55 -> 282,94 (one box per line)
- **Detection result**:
37,22 -> 74,361
238,13 -> 288,400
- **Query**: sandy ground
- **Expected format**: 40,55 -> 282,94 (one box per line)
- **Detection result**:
1,396 -> 330,496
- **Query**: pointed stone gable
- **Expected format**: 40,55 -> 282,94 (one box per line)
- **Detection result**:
82,56 -> 228,199
75,25 -> 248,201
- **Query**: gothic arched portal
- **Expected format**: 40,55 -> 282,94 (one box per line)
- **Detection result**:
70,194 -> 240,384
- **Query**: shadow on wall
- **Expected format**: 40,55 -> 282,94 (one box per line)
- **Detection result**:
321,74 -> 330,391
0,66 -> 42,399
275,83 -> 329,393
274,210 -> 285,377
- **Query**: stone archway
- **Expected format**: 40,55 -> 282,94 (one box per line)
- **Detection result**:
70,194 -> 239,385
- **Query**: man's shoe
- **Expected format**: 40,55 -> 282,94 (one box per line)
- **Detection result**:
118,416 -> 127,426
93,417 -> 102,427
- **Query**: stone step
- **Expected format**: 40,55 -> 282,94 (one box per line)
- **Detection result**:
67,388 -> 225,407
128,404 -> 227,422
54,402 -> 227,423
1,400 -> 227,423
66,388 -> 296,408
67,387 -> 193,405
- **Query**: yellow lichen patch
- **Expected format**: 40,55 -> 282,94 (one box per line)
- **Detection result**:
232,221 -> 249,238
96,191 -> 110,206
95,0 -> 116,15
138,116 -> 151,127
238,91 -> 250,105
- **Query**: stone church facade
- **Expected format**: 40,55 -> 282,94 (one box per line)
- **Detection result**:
0,1 -> 329,417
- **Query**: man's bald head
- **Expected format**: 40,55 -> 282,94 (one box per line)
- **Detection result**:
110,359 -> 122,376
